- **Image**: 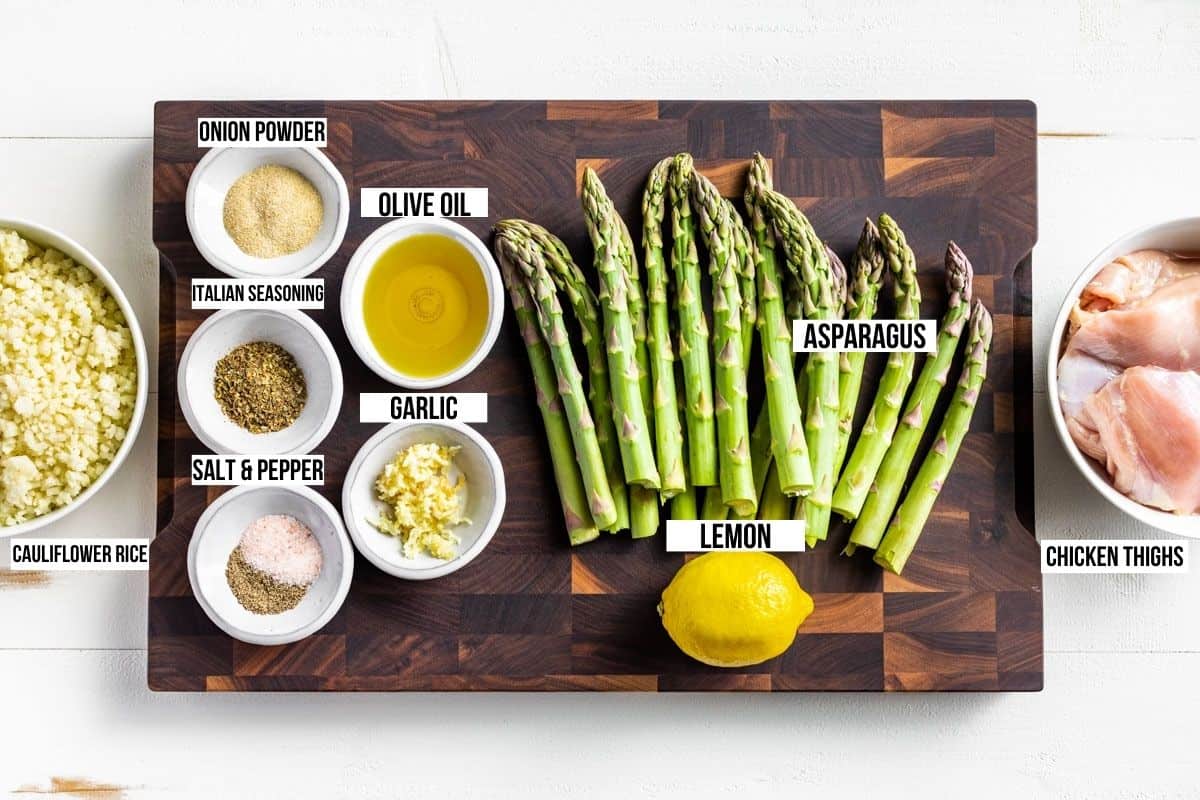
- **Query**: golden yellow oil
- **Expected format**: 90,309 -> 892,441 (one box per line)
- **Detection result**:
362,234 -> 488,378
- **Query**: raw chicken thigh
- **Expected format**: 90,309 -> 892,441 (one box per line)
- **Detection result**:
1073,249 -> 1186,315
1077,367 -> 1200,513
1058,250 -> 1200,514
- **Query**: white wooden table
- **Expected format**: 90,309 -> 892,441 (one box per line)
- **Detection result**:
2,1 -> 1198,796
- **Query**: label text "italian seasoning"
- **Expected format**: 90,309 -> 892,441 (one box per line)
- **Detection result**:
191,279 -> 324,310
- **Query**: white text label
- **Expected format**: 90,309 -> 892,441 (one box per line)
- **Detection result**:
665,520 -> 806,552
190,279 -> 324,310
190,455 -> 325,486
10,539 -> 150,572
359,393 -> 488,424
360,188 -> 488,219
793,319 -> 938,353
1041,539 -> 1188,573
197,117 -> 328,147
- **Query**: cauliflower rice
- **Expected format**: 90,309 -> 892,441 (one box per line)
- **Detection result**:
0,229 -> 138,527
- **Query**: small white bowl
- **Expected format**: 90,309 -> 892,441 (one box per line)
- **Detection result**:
0,218 -> 148,539
185,147 -> 349,279
1047,216 -> 1200,537
340,218 -> 504,389
178,308 -> 343,456
341,421 -> 506,580
188,484 -> 353,646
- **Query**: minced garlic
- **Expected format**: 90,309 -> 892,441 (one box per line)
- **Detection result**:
371,442 -> 468,560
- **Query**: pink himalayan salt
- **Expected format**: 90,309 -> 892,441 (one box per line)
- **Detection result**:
237,514 -> 323,586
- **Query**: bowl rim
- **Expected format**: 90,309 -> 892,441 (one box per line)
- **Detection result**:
184,146 -> 349,280
0,217 -> 149,539
339,217 -> 504,390
177,307 -> 344,456
341,420 -> 507,580
1046,214 -> 1200,537
187,483 -> 354,646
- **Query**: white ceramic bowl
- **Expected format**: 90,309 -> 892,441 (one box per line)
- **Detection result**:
188,484 -> 353,645
0,218 -> 149,539
340,218 -> 504,389
178,308 -> 343,456
342,421 -> 506,580
185,146 -> 348,279
1047,216 -> 1200,537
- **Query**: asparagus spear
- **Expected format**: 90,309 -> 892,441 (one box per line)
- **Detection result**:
848,242 -> 974,554
495,246 -> 600,545
670,383 -> 699,520
831,220 -> 886,474
745,154 -> 812,497
700,485 -> 728,520
691,170 -> 756,517
875,300 -> 992,574
719,200 -> 759,521
615,213 -> 654,430
628,485 -> 660,539
758,377 -> 806,520
800,244 -> 848,546
495,231 -> 618,531
830,213 -> 922,520
756,463 -> 793,519
495,220 -> 630,533
731,405 -> 775,520
581,168 -> 660,490
668,154 -> 717,487
727,200 -> 757,366
617,200 -> 662,539
697,203 -> 758,518
762,191 -> 838,545
827,245 -> 849,310
759,206 -> 813,522
583,170 -> 662,538
670,484 -> 698,520
642,157 -> 687,498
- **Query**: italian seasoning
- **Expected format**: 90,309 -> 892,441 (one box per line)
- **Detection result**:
213,341 -> 307,433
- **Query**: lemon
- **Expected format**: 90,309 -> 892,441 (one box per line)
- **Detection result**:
658,552 -> 813,667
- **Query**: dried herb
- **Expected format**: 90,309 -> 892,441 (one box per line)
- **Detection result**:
214,341 -> 307,433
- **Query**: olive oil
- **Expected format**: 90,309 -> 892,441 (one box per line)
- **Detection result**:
362,234 -> 488,378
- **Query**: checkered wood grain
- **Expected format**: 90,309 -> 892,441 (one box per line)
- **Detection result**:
150,100 -> 1041,692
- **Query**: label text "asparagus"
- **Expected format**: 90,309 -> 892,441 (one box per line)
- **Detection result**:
793,319 -> 938,353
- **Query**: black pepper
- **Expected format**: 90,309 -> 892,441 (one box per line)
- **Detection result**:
224,547 -> 309,615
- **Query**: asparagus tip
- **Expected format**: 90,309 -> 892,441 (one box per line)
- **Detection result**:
970,297 -> 993,340
946,240 -> 973,302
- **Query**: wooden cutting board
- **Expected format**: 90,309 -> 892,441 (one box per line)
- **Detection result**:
150,100 -> 1041,691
